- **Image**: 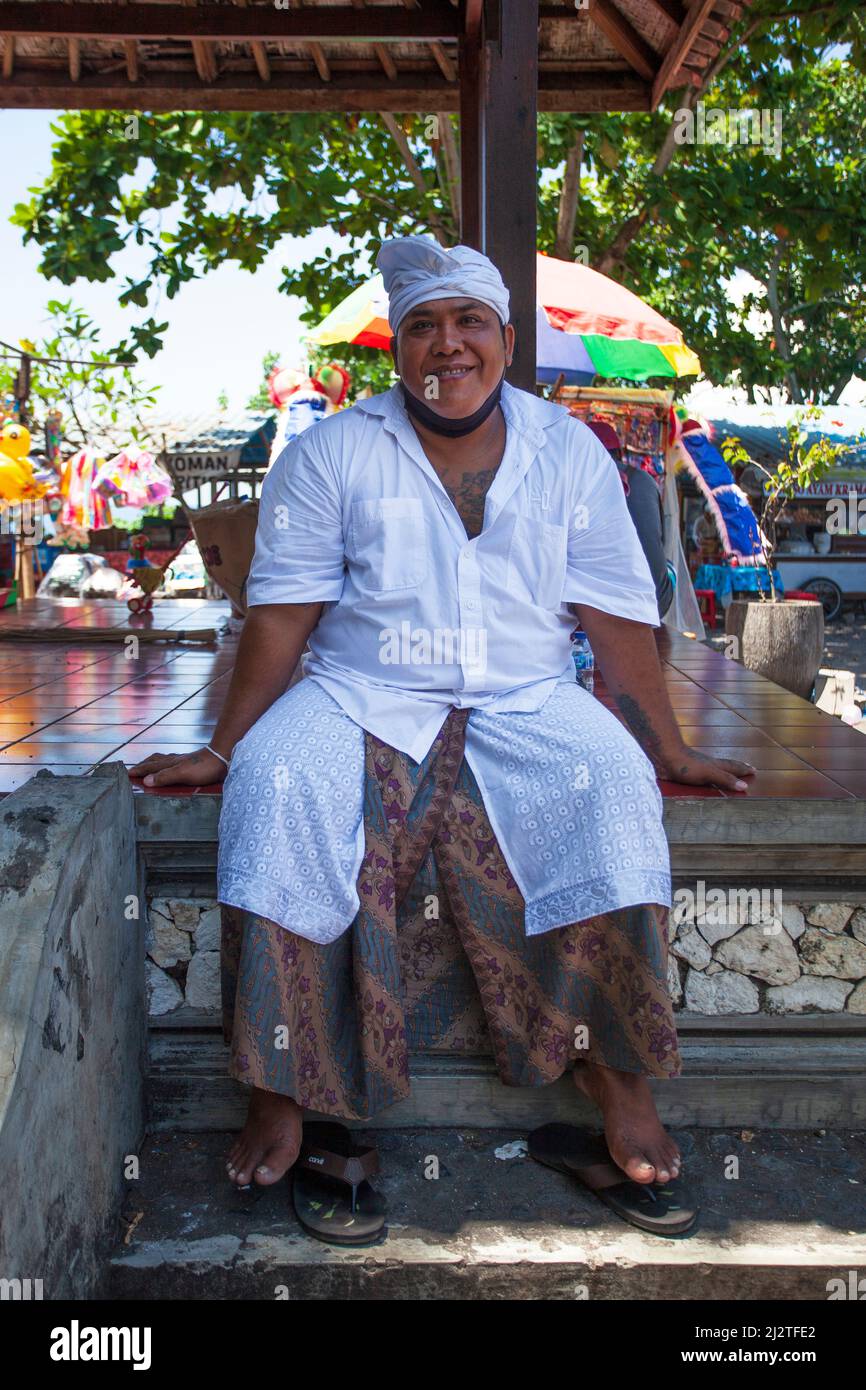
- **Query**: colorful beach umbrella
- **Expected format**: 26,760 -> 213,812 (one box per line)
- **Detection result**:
304,252 -> 700,383
535,253 -> 700,382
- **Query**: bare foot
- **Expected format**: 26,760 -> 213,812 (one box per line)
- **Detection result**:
226,1087 -> 303,1187
573,1060 -> 682,1186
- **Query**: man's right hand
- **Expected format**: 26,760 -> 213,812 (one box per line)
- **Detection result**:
130,747 -> 229,788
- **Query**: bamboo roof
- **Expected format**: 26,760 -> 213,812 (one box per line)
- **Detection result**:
0,0 -> 751,113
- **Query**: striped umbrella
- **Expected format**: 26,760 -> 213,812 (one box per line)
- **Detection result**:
304,252 -> 700,383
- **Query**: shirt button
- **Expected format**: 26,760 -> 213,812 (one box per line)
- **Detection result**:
465,599 -> 479,611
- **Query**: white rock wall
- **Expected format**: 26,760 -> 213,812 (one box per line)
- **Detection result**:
145,897 -> 222,1015
146,896 -> 866,1017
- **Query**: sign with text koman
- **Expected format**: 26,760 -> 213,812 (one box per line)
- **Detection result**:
164,448 -> 243,488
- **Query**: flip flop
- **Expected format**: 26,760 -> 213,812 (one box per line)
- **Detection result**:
528,1123 -> 698,1237
291,1121 -> 387,1247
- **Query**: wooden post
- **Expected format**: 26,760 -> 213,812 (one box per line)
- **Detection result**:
483,0 -> 538,393
13,516 -> 35,600
458,22 -> 485,251
14,352 -> 31,426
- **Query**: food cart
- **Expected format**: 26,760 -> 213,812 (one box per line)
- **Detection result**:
767,475 -> 866,621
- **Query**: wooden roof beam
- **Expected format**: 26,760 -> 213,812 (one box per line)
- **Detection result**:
308,44 -> 332,82
124,40 -> 139,82
464,0 -> 484,41
0,69 -> 650,115
285,1 -> 331,83
191,39 -> 218,83
1,35 -> 13,79
701,19 -> 731,44
399,0 -> 455,83
0,2 -> 461,43
182,1 -> 218,84
352,0 -> 398,81
643,0 -> 685,27
588,0 -> 658,84
68,37 -> 80,82
652,0 -> 717,108
234,0 -> 270,83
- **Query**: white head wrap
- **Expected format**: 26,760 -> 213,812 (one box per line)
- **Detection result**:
376,234 -> 510,336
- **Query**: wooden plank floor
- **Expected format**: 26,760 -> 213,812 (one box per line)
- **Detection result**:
0,600 -> 863,802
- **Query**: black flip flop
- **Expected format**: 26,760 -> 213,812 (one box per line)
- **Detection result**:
291,1121 -> 387,1247
528,1123 -> 698,1237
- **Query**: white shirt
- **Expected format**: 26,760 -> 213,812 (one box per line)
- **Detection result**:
246,379 -> 659,763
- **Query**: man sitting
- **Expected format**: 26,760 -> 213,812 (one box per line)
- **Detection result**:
132,235 -> 752,1238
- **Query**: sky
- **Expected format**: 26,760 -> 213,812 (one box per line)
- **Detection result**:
0,110 -> 364,421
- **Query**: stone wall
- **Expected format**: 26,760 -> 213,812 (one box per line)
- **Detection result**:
146,895 -> 222,1015
669,892 -> 866,1015
0,765 -> 145,1299
146,891 -> 866,1019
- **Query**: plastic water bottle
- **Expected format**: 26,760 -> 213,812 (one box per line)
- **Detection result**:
571,628 -> 594,693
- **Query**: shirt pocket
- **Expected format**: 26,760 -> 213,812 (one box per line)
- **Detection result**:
506,515 -> 568,609
349,497 -> 428,592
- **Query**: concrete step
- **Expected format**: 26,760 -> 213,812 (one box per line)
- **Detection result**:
146,1027 -> 866,1131
107,1127 -> 866,1301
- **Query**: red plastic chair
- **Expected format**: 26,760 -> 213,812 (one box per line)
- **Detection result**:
694,588 -> 717,628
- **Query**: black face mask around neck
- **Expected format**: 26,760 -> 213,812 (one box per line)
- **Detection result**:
400,366 -> 506,438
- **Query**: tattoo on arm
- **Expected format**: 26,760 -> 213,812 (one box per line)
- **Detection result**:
615,693 -> 664,760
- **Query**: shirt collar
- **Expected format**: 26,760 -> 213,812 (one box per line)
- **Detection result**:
353,378 -> 565,452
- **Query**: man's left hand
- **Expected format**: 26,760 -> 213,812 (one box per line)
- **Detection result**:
655,746 -> 756,793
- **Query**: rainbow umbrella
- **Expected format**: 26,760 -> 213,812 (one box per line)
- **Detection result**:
535,253 -> 700,382
304,252 -> 700,383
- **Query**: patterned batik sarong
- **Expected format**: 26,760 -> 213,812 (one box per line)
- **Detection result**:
220,708 -> 681,1122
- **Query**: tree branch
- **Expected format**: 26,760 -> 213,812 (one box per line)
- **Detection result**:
594,13 -> 762,276
554,127 -> 584,259
766,242 -> 803,403
378,112 -> 450,246
436,112 -> 460,236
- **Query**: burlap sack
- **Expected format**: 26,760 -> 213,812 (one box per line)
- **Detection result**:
185,498 -> 259,615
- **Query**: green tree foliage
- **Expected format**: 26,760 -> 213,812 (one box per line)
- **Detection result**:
245,350 -> 280,411
10,0 -> 864,404
537,1 -> 866,403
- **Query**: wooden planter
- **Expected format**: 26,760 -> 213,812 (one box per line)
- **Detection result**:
725,599 -> 824,698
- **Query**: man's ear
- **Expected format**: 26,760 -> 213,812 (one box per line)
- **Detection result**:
504,321 -> 515,368
389,335 -> 399,369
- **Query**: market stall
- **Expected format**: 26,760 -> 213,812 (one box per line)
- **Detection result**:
707,403 -> 866,621
157,411 -> 277,506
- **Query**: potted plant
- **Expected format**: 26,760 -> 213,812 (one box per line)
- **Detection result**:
719,406 -> 847,698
